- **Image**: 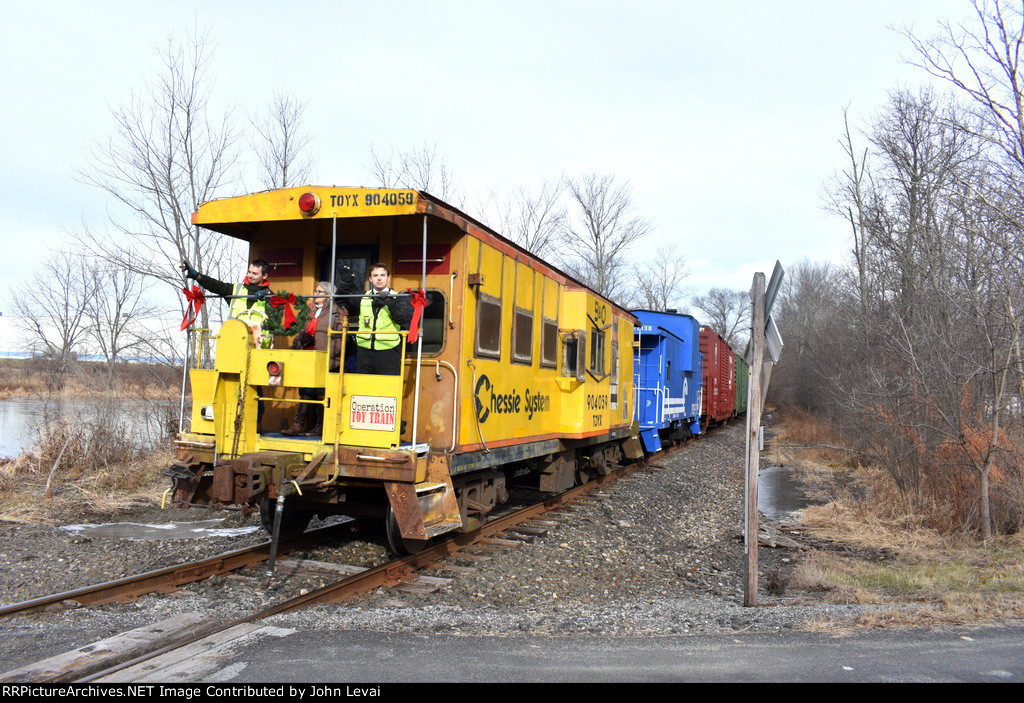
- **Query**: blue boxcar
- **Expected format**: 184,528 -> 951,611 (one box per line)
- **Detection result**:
633,310 -> 703,453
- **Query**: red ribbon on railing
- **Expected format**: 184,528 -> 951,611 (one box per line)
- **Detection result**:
180,285 -> 205,331
270,293 -> 298,330
407,288 -> 428,343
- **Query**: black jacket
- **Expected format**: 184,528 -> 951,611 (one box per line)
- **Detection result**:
194,273 -> 269,311
338,274 -> 413,330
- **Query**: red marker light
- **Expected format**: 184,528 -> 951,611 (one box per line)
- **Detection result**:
267,360 -> 284,386
298,192 -> 320,215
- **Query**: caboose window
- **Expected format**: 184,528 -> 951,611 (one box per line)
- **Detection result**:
475,293 -> 502,359
610,340 -> 620,412
562,330 -> 586,382
406,290 -> 446,355
512,308 -> 533,364
563,334 -> 577,377
540,318 -> 558,368
589,329 -> 606,375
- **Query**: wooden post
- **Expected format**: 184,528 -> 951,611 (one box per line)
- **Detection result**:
744,272 -> 766,607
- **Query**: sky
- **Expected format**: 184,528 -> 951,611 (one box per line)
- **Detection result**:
0,0 -> 978,324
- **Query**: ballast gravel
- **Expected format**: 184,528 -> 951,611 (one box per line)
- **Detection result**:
0,421 -> 889,675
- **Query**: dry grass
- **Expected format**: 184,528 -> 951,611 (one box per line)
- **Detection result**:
0,358 -> 179,400
770,406 -> 1024,630
766,406 -> 868,471
0,445 -> 174,525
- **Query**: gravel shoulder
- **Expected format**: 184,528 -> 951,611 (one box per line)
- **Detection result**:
0,421 -> 893,674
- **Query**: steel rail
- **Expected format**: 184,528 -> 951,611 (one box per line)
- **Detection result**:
76,460 -> 653,682
256,458 -> 651,615
2,456 -> 652,622
0,524 -> 347,618
5,455 -> 657,683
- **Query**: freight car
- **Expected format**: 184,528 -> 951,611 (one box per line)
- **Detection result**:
167,187 -> 643,553
699,325 -> 736,426
632,310 -> 703,452
734,353 -> 749,417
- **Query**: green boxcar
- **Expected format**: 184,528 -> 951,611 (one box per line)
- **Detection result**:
734,353 -> 749,416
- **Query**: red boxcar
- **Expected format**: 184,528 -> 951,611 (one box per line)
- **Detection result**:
699,325 -> 736,424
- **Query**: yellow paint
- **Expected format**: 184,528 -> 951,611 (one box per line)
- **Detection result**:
188,368 -> 217,434
177,184 -> 642,544
183,187 -> 636,483
328,372 -> 404,449
205,320 -> 405,456
456,239 -> 636,446
193,187 -> 419,226
255,349 -> 327,388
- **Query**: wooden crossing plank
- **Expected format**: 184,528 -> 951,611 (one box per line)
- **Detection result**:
0,613 -> 219,684
95,623 -> 296,683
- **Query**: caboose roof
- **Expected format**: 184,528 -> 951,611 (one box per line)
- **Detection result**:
193,186 -> 636,321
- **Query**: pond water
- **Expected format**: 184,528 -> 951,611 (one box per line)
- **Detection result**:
0,397 -> 176,458
758,464 -> 817,521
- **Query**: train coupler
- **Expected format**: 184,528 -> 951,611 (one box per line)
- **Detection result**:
162,457 -> 204,508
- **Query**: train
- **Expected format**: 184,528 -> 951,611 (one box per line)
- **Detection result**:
166,186 -> 746,553
631,312 -> 747,452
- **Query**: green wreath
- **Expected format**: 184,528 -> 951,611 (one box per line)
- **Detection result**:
262,291 -> 311,337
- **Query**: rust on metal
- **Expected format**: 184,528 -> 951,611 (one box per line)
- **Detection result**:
9,452 -> 658,683
329,445 -> 418,482
384,481 -> 427,540
0,526 -> 344,618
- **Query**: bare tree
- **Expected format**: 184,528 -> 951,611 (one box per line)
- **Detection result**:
769,259 -> 851,413
559,172 -> 652,302
75,27 -> 244,351
366,143 -> 463,205
902,0 -> 1024,199
690,287 -> 750,350
891,8 -> 1024,535
85,261 -> 157,366
249,91 -> 316,189
629,244 -> 691,312
9,247 -> 98,376
366,145 -> 403,188
485,179 -> 566,260
823,106 -> 875,315
814,82 -> 1024,538
787,5 -> 1024,539
903,0 -> 1024,447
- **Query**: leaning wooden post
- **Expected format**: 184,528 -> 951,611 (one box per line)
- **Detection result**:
743,272 -> 766,607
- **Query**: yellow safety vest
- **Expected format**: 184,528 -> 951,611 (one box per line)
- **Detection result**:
228,283 -> 268,328
357,293 -> 401,350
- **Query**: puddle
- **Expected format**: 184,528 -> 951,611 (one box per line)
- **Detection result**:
61,519 -> 260,541
758,465 -> 817,521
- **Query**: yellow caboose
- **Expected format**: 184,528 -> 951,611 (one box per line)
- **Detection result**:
168,186 -> 641,552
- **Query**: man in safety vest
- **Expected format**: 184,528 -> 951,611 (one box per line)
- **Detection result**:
339,262 -> 413,375
183,257 -> 274,430
183,258 -> 272,347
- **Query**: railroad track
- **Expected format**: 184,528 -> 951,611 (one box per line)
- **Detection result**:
0,521 -> 355,619
1,454 -> 655,683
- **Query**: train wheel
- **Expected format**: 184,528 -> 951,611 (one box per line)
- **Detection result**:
259,496 -> 313,541
385,506 -> 428,555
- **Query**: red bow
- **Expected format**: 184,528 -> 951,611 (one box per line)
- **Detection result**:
180,285 -> 205,331
270,293 -> 298,330
407,289 -> 428,343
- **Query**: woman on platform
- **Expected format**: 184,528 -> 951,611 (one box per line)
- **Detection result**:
281,282 -> 344,436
